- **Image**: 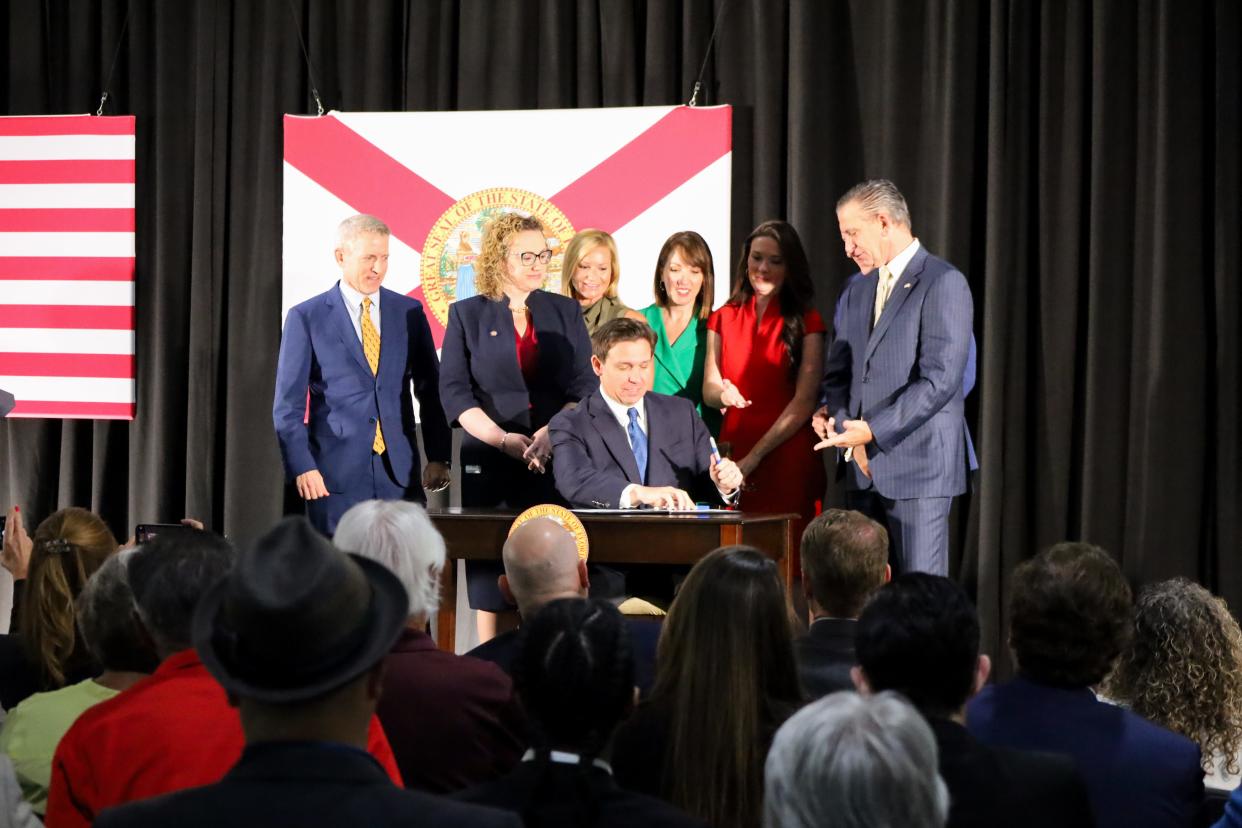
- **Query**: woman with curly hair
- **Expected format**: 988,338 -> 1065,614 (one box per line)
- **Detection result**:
0,506 -> 118,709
1102,577 -> 1242,790
439,212 -> 596,641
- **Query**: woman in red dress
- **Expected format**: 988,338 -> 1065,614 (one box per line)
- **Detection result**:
703,220 -> 826,549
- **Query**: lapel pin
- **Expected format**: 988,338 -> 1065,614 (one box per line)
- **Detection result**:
904,283 -> 912,289
489,330 -> 497,336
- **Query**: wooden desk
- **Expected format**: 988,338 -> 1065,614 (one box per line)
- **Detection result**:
428,508 -> 798,652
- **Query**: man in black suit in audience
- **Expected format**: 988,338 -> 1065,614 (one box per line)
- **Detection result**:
796,509 -> 890,698
853,573 -> 1096,828
467,516 -> 660,696
94,517 -> 518,828
966,543 -> 1203,828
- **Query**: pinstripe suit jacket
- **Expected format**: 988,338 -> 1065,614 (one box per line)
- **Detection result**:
822,245 -> 973,499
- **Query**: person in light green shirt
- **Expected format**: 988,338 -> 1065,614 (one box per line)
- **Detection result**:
638,230 -> 721,436
0,552 -> 155,814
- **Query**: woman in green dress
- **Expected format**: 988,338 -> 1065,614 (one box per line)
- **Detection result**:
561,228 -> 643,333
638,230 -> 721,435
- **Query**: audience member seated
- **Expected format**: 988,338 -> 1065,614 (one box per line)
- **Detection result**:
1101,578 -> 1242,792
0,551 -> 157,815
455,598 -> 705,827
0,507 -> 117,710
967,542 -> 1204,828
466,516 -> 660,695
796,509 -> 890,699
611,546 -> 803,828
764,691 -> 949,828
334,499 -> 525,793
45,524 -> 401,827
854,573 -> 1094,827
92,515 -> 519,828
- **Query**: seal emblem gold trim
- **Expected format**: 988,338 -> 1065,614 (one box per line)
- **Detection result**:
420,187 -> 576,326
508,504 -> 589,562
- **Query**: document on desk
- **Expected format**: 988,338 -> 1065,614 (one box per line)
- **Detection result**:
572,508 -> 736,515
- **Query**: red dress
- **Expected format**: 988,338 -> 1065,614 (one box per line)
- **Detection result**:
708,297 -> 827,547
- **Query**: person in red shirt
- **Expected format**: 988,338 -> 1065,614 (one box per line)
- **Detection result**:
90,516 -> 516,828
45,528 -> 403,828
703,220 -> 828,556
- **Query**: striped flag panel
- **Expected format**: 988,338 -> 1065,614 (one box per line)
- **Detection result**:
0,114 -> 136,419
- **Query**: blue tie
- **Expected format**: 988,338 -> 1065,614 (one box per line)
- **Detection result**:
627,407 -> 647,484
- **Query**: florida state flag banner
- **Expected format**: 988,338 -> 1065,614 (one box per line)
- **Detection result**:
282,106 -> 732,342
0,115 -> 137,419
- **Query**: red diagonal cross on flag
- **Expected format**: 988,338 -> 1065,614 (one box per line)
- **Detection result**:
283,106 -> 732,345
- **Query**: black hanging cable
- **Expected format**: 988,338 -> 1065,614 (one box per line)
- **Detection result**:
95,1 -> 135,116
687,0 -> 734,106
285,0 -> 326,115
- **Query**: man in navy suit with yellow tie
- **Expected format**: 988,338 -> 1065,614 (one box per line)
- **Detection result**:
273,214 -> 452,535
815,180 -> 974,575
550,318 -> 743,510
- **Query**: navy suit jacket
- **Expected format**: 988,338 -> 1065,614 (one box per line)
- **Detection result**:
94,742 -> 520,828
439,291 -> 596,434
823,245 -> 974,498
796,618 -> 858,700
549,389 -> 721,508
273,284 -> 451,492
967,677 -> 1204,828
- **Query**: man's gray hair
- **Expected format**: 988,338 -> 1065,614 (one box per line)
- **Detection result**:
336,214 -> 391,253
836,179 -> 912,229
128,531 -> 236,658
76,549 -> 153,672
763,691 -> 949,828
334,500 -> 446,620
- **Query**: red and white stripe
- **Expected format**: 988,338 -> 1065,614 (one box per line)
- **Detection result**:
0,115 -> 135,419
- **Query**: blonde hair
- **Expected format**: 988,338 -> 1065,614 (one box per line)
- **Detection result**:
474,213 -> 546,300
561,229 -> 620,301
20,507 -> 118,686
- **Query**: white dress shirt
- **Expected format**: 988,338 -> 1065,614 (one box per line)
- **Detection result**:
338,279 -> 381,341
598,389 -> 647,508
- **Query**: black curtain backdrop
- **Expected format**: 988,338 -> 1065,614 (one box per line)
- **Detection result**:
3,0 -> 1239,668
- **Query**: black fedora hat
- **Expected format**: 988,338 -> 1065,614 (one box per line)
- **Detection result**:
193,515 -> 408,703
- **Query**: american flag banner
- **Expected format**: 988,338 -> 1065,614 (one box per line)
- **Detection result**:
0,115 -> 136,420
282,106 -> 732,341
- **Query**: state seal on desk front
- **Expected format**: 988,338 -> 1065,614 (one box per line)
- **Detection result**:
509,504 -> 589,561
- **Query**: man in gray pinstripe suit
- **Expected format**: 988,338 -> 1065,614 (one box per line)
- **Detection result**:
814,180 -> 974,576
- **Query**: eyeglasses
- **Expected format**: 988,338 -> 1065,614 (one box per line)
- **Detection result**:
509,249 -> 553,266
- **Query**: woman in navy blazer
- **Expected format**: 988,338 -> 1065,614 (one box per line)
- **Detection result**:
439,212 -> 596,634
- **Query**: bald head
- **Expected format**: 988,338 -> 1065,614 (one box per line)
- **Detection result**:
501,518 -> 588,617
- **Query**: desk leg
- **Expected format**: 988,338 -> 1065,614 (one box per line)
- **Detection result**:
781,520 -> 797,610
436,558 -> 458,652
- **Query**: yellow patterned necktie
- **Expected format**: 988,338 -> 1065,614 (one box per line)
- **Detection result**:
873,265 -> 894,327
361,297 -> 386,454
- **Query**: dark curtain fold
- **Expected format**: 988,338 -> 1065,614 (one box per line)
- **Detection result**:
2,0 -> 1238,669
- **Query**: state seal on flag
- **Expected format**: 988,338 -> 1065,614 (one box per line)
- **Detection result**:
419,187 -> 576,326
